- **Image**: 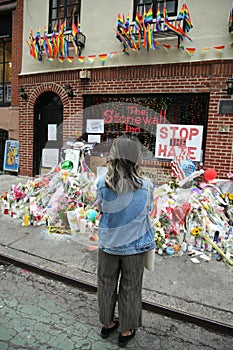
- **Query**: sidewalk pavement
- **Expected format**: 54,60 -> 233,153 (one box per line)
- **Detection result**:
0,175 -> 233,328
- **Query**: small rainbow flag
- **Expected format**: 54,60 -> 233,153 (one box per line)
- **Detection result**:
145,4 -> 153,24
78,55 -> 85,63
156,4 -> 162,32
99,53 -> 108,65
135,10 -> 142,30
162,44 -> 171,51
186,47 -> 196,56
87,55 -> 96,63
214,45 -> 225,52
72,18 -> 78,37
58,56 -> 65,63
67,56 -> 74,62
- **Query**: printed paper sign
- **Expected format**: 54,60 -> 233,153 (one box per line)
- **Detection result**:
86,119 -> 104,133
42,148 -> 59,168
155,124 -> 203,161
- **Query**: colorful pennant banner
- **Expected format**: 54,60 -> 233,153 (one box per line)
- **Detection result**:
26,3 -> 232,65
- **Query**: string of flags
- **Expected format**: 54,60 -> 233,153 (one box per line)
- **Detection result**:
116,2 -> 193,51
26,2 -> 233,65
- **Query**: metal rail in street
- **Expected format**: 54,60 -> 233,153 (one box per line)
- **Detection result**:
0,252 -> 233,337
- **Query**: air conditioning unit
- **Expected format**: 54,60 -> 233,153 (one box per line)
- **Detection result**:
79,70 -> 91,80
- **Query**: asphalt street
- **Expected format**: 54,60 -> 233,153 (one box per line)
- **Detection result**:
0,174 -> 233,350
0,264 -> 233,350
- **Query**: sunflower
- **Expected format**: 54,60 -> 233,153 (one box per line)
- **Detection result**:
191,227 -> 202,237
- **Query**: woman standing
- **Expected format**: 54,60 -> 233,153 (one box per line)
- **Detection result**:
96,136 -> 155,348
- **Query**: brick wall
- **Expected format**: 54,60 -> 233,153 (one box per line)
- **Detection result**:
19,59 -> 233,179
11,0 -> 23,107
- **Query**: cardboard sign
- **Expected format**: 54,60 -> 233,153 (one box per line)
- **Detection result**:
155,124 -> 203,161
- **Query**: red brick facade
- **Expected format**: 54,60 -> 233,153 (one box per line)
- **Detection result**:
18,59 -> 233,178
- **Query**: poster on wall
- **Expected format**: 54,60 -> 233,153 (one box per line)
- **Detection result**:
155,124 -> 203,161
86,119 -> 104,133
3,140 -> 20,172
42,148 -> 59,168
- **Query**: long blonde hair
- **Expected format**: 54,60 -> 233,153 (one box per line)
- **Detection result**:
105,136 -> 143,193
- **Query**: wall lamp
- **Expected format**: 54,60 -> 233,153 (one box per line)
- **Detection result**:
226,78 -> 233,95
65,84 -> 74,98
19,87 -> 27,100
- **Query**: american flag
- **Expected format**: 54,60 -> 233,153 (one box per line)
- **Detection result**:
171,150 -> 188,181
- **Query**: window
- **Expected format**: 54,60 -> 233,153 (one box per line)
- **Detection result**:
48,0 -> 81,32
0,38 -> 12,105
133,0 -> 178,20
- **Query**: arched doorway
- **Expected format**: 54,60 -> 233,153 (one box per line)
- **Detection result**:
34,92 -> 63,176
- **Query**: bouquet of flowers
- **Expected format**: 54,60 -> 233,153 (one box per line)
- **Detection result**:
154,227 -> 166,248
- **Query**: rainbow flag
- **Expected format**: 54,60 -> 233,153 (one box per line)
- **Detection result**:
58,56 -> 65,63
67,56 -> 74,62
147,24 -> 152,49
214,45 -> 225,52
162,44 -> 171,52
72,18 -> 78,37
186,47 -> 196,56
71,36 -> 78,55
117,13 -> 125,28
52,32 -> 58,57
156,3 -> 162,32
125,13 -> 130,30
135,10 -> 142,31
78,55 -> 85,63
87,55 -> 96,63
163,1 -> 169,22
99,53 -> 108,65
145,4 -> 153,24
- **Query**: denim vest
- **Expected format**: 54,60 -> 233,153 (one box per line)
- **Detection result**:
96,175 -> 156,255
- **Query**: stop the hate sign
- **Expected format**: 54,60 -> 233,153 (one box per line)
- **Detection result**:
155,124 -> 203,161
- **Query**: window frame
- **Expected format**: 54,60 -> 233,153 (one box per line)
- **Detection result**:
0,37 -> 12,106
133,0 -> 179,21
48,0 -> 81,33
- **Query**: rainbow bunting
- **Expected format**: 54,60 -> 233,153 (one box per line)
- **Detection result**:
67,56 -> 74,62
186,47 -> 196,56
214,45 -> 225,52
109,51 -> 118,57
99,53 -> 108,65
162,44 -> 171,51
47,57 -> 54,62
58,56 -> 65,62
78,55 -> 85,63
87,55 -> 96,63
200,47 -> 209,52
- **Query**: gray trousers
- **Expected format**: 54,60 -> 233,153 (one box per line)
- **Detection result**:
98,249 -> 146,332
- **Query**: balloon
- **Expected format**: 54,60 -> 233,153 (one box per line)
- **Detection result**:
204,168 -> 217,182
61,160 -> 73,170
87,209 -> 98,223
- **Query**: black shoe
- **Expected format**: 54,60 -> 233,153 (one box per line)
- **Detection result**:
118,329 -> 136,348
100,320 -> 119,339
